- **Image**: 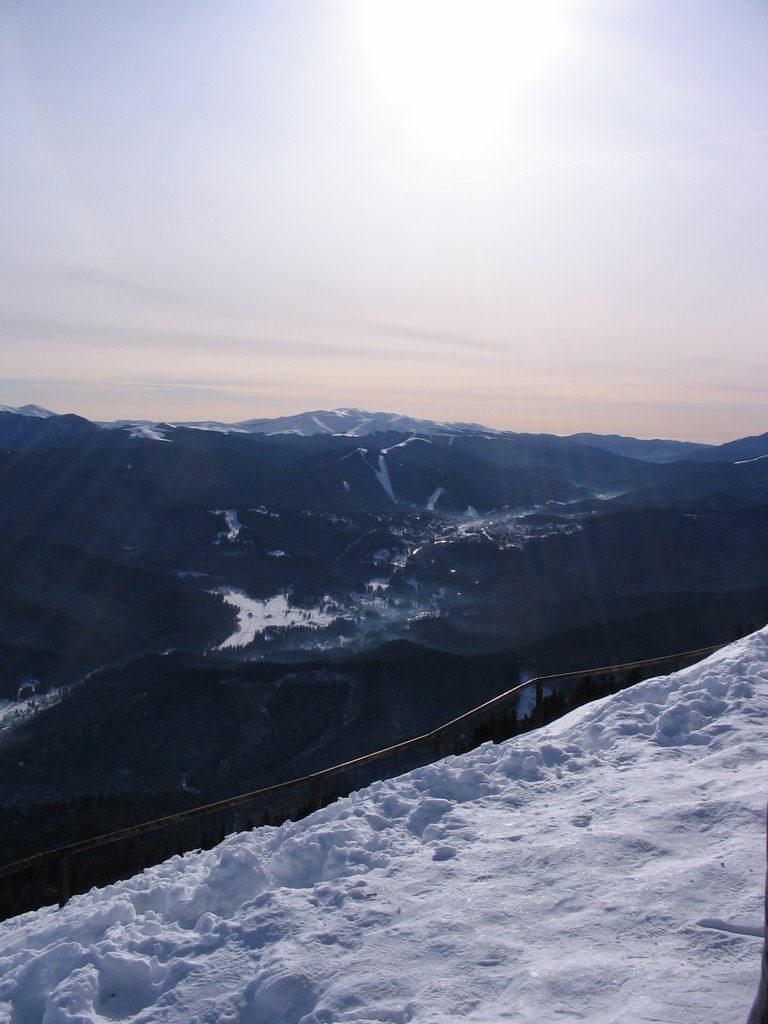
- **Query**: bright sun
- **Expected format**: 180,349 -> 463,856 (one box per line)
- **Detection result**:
353,0 -> 573,166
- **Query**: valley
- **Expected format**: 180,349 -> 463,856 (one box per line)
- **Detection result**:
0,405 -> 767,881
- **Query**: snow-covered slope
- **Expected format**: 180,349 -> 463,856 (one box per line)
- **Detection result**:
1,632 -> 767,1023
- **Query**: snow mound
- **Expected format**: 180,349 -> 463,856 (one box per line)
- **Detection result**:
1,631 -> 767,1023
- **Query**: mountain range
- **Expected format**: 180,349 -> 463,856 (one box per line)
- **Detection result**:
1,400 -> 767,690
1,403 -> 767,875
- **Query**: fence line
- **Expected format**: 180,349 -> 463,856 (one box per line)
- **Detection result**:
0,642 -> 724,900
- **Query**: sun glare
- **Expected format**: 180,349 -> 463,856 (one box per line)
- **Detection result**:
353,0 -> 573,166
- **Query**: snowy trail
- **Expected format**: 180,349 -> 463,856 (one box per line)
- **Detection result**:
1,631 -> 767,1022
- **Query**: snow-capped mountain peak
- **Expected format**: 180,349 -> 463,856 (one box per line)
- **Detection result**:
232,408 -> 498,437
0,403 -> 56,418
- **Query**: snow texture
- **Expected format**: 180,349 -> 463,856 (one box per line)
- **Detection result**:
2,630 -> 767,1023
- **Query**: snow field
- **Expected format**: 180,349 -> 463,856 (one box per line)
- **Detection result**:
215,591 -> 338,648
1,630 -> 767,1022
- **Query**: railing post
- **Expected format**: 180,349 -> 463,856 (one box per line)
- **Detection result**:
433,731 -> 444,760
534,680 -> 544,728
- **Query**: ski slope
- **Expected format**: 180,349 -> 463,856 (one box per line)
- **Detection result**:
1,631 -> 767,1023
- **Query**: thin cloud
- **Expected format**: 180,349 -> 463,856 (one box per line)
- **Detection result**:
135,379 -> 282,393
441,130 -> 768,187
331,316 -> 502,354
54,267 -> 189,306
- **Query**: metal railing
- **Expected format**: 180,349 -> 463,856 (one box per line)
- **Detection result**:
0,642 -> 724,908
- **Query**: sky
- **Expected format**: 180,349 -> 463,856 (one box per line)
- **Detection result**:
1,629 -> 766,1020
1,0 -> 766,441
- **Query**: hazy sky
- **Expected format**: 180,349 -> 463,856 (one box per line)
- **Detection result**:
1,0 -> 766,441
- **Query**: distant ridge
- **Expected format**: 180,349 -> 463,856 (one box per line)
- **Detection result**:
1,403 -> 766,464
231,407 -> 497,437
567,432 -> 713,463
1,405 -> 496,439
